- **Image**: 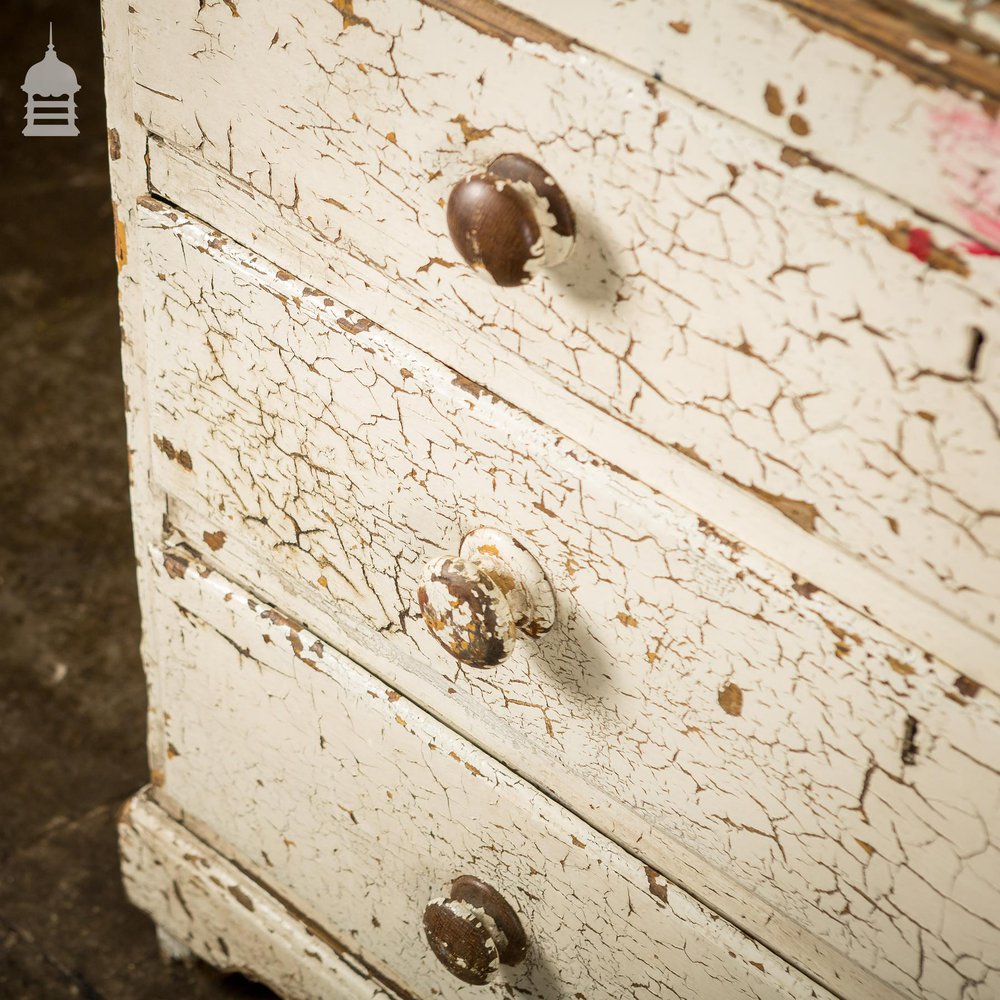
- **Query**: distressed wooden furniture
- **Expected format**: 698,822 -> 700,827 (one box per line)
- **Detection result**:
104,1 -> 1000,997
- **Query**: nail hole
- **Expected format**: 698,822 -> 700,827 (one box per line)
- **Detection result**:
967,326 -> 985,375
901,715 -> 919,766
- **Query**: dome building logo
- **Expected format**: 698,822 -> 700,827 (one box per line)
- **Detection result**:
22,24 -> 80,137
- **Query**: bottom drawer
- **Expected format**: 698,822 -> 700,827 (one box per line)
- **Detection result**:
144,543 -> 830,999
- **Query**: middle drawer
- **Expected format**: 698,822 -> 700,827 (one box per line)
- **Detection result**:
139,199 -> 1000,1000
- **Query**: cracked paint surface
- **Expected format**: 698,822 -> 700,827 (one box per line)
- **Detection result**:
128,0 -> 1000,642
143,545 -> 833,1000
503,0 -> 1000,238
120,792 -> 409,1000
139,205 -> 1000,1000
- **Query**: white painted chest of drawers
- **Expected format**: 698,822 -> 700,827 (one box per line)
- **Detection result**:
103,2 -> 1000,997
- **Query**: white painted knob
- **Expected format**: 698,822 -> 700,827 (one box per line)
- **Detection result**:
417,528 -> 555,668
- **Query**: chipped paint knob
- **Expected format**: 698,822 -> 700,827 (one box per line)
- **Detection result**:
446,153 -> 575,286
423,875 -> 528,985
417,527 -> 556,668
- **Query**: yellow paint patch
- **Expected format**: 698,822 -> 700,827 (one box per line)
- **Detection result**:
331,0 -> 371,30
718,682 -> 744,717
887,655 -> 915,676
450,113 -> 493,143
113,203 -> 127,270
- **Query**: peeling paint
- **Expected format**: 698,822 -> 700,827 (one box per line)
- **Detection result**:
132,1 -> 1000,643
136,208 -> 1000,1000
113,202 -> 127,270
329,0 -> 370,31
203,530 -> 226,551
140,563 -> 831,999
856,212 -> 970,275
153,434 -> 193,471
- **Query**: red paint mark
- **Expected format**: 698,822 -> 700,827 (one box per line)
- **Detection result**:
956,209 -> 1000,248
929,107 -> 1000,247
906,227 -> 933,262
957,240 -> 1000,257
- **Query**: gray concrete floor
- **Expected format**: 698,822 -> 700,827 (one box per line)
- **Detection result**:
1,3 -> 274,997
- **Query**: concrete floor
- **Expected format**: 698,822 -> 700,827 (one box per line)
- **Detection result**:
0,3 -> 273,997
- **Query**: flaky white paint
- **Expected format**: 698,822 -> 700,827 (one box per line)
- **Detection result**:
147,136 -> 1000,703
503,177 -> 576,272
139,204 -> 1000,1000
120,792 -> 406,1000
128,0 -> 1000,646
504,0 -> 1000,242
141,547 -> 836,1000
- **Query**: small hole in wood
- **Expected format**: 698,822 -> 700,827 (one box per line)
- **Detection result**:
967,326 -> 985,375
901,715 -> 919,766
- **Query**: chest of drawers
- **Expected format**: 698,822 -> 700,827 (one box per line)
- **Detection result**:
104,2 -> 1000,998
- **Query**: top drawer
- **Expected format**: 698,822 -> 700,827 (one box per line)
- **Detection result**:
128,0 -> 1000,645
501,0 -> 1000,239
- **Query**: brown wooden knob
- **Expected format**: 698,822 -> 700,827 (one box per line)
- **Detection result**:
446,153 -> 575,286
423,876 -> 528,985
417,528 -> 556,668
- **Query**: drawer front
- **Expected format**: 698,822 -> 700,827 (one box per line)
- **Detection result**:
140,202 -> 1000,1000
146,545 -> 832,1000
129,0 -> 1000,641
901,0 -> 1000,41
500,0 -> 1000,242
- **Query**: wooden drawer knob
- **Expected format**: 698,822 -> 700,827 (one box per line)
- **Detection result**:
446,153 -> 575,286
417,528 -> 555,668
423,875 -> 528,985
